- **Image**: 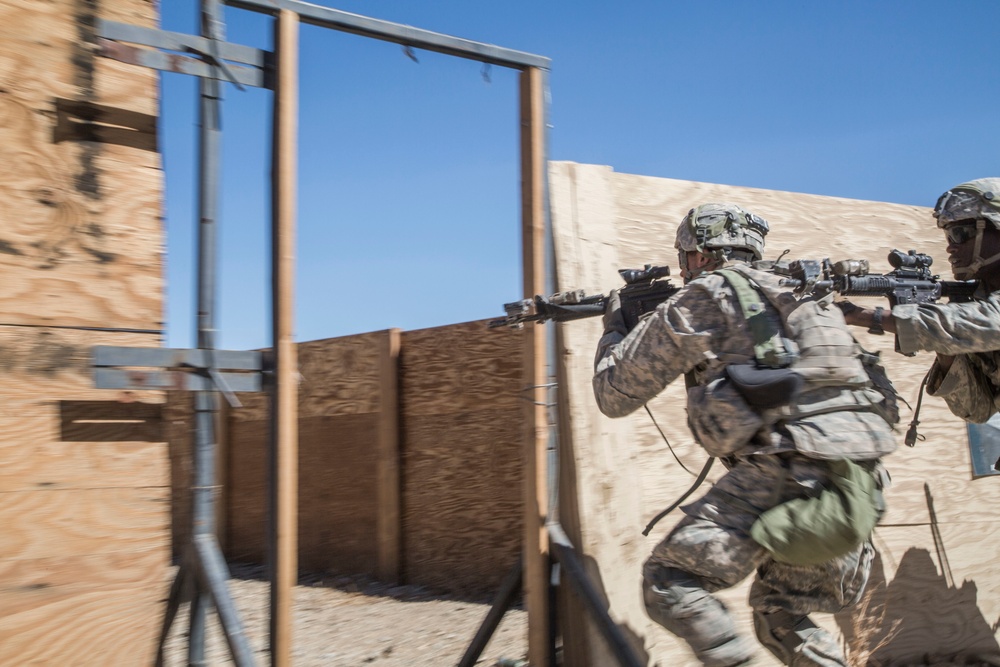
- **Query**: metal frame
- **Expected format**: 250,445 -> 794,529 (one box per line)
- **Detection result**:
95,0 -> 568,667
90,2 -> 650,667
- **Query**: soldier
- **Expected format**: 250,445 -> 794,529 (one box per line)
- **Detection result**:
839,177 -> 1000,424
593,203 -> 898,667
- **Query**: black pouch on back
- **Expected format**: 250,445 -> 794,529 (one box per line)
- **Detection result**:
725,363 -> 804,411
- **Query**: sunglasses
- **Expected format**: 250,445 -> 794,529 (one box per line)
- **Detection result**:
944,221 -> 979,245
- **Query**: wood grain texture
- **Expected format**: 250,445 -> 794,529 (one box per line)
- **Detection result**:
171,324 -> 524,596
224,414 -> 379,574
0,550 -> 165,665
0,3 -> 166,663
400,320 -> 524,598
549,162 -> 997,665
0,0 -> 163,331
0,327 -> 165,492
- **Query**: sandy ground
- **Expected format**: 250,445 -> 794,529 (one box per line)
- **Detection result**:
160,565 -> 528,667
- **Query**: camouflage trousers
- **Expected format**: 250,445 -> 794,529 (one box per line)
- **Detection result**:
643,454 -> 875,667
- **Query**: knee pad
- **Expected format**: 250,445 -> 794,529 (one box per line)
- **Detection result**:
644,567 -> 754,667
753,610 -> 845,667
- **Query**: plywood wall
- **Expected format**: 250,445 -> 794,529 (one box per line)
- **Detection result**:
0,1 -> 166,664
400,320 -> 525,597
549,162 -> 1000,665
168,321 -> 525,598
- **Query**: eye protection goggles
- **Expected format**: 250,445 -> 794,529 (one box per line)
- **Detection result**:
944,221 -> 979,245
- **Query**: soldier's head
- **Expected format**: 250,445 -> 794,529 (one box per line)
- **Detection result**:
674,203 -> 769,282
934,177 -> 1000,282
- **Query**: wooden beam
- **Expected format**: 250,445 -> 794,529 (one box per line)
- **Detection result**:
269,8 -> 299,667
376,328 -> 402,583
519,65 -> 550,667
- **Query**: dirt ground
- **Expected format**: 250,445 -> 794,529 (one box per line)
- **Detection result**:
160,565 -> 528,667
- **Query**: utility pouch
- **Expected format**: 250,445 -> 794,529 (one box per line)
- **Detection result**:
749,458 -> 879,566
687,376 -> 765,457
726,363 -> 804,411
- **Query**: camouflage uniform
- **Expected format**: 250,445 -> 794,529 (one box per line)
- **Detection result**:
894,289 -> 1000,423
593,204 -> 896,667
892,178 -> 1000,424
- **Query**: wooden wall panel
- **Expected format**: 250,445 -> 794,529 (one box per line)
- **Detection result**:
0,326 -> 169,666
0,2 -> 166,664
169,325 -> 525,596
549,161 -> 1000,665
0,550 -> 165,665
0,0 -> 162,331
400,320 -> 524,597
201,333 -> 390,574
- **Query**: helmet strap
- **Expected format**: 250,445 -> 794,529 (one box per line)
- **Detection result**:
960,220 -> 1000,278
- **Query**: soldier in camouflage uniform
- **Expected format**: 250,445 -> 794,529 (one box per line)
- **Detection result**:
840,177 -> 1000,423
593,203 -> 898,667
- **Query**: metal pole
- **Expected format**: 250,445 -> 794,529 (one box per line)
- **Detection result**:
188,2 -> 226,663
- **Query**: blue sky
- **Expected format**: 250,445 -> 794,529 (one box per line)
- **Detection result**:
158,1 -> 1000,350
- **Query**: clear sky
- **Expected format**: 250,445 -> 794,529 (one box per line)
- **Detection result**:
158,1 -> 1000,351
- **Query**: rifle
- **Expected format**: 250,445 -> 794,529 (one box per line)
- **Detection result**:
488,264 -> 679,330
776,249 -> 978,305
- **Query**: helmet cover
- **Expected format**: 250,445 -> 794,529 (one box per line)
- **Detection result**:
675,202 -> 769,262
934,177 -> 1000,230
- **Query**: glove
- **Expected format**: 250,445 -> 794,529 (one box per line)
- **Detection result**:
602,288 -> 628,337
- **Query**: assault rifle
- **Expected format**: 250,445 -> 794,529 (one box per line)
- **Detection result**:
488,264 -> 679,330
776,248 -> 978,305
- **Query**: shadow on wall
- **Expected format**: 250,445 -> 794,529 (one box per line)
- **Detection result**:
836,485 -> 1000,664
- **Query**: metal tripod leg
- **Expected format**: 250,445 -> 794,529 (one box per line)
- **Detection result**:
155,551 -> 196,667
194,534 -> 256,666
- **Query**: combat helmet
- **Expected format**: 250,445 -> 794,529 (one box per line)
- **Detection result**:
933,177 -> 1000,279
675,203 -> 769,277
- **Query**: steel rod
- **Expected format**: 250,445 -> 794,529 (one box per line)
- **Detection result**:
457,558 -> 523,667
225,0 -> 549,70
548,523 -> 645,667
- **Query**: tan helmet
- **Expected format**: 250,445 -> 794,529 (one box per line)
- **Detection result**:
675,202 -> 769,265
934,177 -> 1000,229
933,178 -> 1000,279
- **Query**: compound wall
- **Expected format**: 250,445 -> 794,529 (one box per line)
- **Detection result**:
0,1 -> 167,664
551,162 -> 1000,665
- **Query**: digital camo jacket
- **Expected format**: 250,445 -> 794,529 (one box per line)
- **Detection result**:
894,287 -> 1000,423
593,263 -> 897,460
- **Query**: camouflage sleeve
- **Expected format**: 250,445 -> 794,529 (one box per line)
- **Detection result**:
926,354 -> 998,423
895,290 -> 1000,423
592,279 -> 730,418
893,291 -> 1000,356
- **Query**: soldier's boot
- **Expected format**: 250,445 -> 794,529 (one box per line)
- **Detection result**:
643,567 -> 756,667
752,609 -> 846,667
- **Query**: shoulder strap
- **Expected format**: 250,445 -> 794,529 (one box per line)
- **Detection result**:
716,268 -> 791,368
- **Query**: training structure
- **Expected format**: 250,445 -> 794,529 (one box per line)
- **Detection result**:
549,162 -> 1000,666
0,0 -> 168,663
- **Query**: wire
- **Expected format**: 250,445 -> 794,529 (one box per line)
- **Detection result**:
644,404 -> 697,477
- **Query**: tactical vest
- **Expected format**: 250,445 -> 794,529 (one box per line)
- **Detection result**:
685,263 -> 898,460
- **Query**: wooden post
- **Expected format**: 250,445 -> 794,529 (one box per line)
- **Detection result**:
269,8 -> 299,667
519,65 -> 550,667
376,328 -> 402,583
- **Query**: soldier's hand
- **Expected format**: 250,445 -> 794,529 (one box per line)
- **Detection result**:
834,299 -> 864,326
602,288 -> 628,336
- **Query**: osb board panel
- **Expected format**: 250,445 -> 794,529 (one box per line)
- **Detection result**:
549,162 -> 991,665
400,320 -> 524,418
399,321 -> 524,597
0,549 -> 166,666
231,333 -> 387,423
0,0 -> 162,331
399,410 -> 523,598
224,414 -> 379,574
0,327 -> 165,492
